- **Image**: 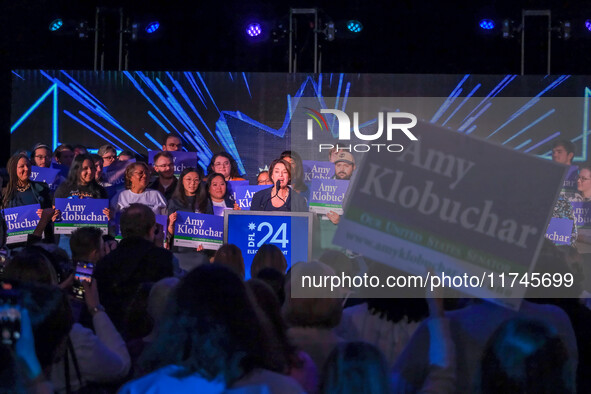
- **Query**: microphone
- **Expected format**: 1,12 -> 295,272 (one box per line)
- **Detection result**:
275,179 -> 281,191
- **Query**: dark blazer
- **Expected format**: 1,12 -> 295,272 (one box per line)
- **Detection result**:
94,236 -> 174,331
250,187 -> 308,212
5,181 -> 52,209
204,195 -> 236,215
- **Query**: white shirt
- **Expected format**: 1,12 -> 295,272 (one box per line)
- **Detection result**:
111,189 -> 167,216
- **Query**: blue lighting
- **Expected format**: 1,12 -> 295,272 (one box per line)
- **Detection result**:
479,19 -> 495,30
49,19 -> 63,32
145,22 -> 160,34
246,23 -> 262,37
346,20 -> 363,33
586,20 -> 591,32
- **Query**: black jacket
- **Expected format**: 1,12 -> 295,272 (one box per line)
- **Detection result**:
93,236 -> 174,332
250,187 -> 308,212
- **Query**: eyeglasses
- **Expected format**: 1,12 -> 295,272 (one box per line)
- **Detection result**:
214,162 -> 231,168
102,155 -> 116,161
577,176 -> 591,182
184,179 -> 200,184
133,171 -> 147,177
155,163 -> 174,169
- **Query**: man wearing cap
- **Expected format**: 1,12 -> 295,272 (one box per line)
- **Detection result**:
333,151 -> 356,180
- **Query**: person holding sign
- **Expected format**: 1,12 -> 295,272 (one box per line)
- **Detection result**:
167,168 -> 208,224
250,159 -> 308,212
54,154 -> 109,201
111,162 -> 168,216
570,163 -> 591,202
207,152 -> 245,182
205,172 -> 240,216
98,144 -> 118,168
150,152 -> 178,201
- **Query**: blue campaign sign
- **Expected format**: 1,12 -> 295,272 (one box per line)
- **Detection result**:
54,198 -> 109,234
232,185 -> 269,210
303,160 -> 335,183
50,163 -> 70,178
570,201 -> 591,229
225,211 -> 313,279
30,166 -> 61,190
227,180 -> 249,196
309,179 -> 350,215
3,204 -> 41,244
562,166 -> 578,193
545,218 -> 573,245
148,150 -> 197,175
104,159 -> 135,188
333,120 -> 566,308
174,212 -> 224,250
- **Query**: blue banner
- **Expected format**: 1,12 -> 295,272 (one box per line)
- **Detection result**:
308,179 -> 350,215
50,163 -> 70,178
562,165 -> 578,193
225,213 -> 311,279
174,212 -> 224,250
54,198 -> 109,234
3,204 -> 41,244
148,150 -> 198,175
545,217 -> 573,245
232,185 -> 268,210
303,160 -> 335,183
570,201 -> 591,229
30,166 -> 61,191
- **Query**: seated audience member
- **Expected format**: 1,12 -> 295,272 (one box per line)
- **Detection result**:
30,142 -> 52,168
321,342 -> 390,394
97,144 -> 118,168
250,159 -> 308,212
118,150 -> 135,162
70,227 -> 107,264
481,318 -> 574,394
4,247 -> 131,392
54,144 -> 75,167
120,264 -> 303,393
127,277 -> 179,377
150,151 -> 178,201
73,144 -> 88,157
257,170 -> 273,185
207,152 -> 245,181
94,203 -> 174,331
282,261 -> 345,371
256,267 -> 286,306
205,172 -> 240,215
162,133 -> 183,152
251,243 -> 288,277
247,279 -> 319,393
213,243 -> 245,279
111,162 -> 167,216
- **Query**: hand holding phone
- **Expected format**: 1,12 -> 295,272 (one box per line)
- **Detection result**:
72,262 -> 94,300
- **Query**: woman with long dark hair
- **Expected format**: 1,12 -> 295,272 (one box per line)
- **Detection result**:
54,154 -> 108,200
205,172 -> 240,216
2,153 -> 52,210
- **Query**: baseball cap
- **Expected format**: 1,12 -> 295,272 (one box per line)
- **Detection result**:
334,151 -> 355,165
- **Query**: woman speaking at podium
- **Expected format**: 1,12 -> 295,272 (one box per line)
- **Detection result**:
250,158 -> 308,212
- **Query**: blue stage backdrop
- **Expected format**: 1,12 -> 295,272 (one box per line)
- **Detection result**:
10,70 -> 591,182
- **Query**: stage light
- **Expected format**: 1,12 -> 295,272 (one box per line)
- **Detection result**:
49,18 -> 63,32
246,23 -> 262,37
346,20 -> 363,33
145,21 -> 160,34
501,19 -> 516,39
479,19 -> 495,30
585,19 -> 591,32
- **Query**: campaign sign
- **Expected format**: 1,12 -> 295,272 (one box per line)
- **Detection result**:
174,212 -> 224,250
148,150 -> 197,175
224,211 -> 312,279
232,185 -> 269,210
54,198 -> 108,234
113,214 -> 167,241
562,166 -> 578,193
545,218 -> 573,246
3,204 -> 41,244
333,120 -> 566,308
50,163 -> 70,178
309,179 -> 349,215
302,160 -> 335,183
30,166 -> 61,191
227,180 -> 249,196
570,201 -> 591,229
103,159 -> 136,198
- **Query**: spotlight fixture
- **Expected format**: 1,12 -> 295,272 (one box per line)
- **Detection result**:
346,20 -> 363,33
145,21 -> 160,34
49,18 -> 63,32
246,23 -> 262,37
585,19 -> 591,32
479,19 -> 495,30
